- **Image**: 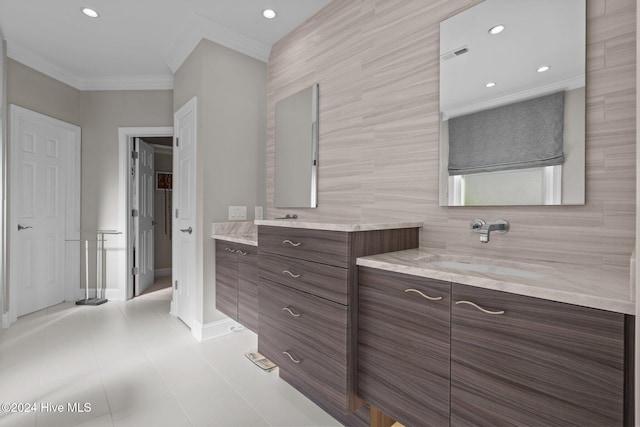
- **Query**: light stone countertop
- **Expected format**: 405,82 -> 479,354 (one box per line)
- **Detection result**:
254,219 -> 424,232
211,221 -> 257,246
357,248 -> 635,315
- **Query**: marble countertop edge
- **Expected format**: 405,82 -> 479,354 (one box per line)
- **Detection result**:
211,233 -> 258,246
357,252 -> 635,315
254,219 -> 423,232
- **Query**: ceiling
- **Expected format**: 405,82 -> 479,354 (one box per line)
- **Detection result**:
0,0 -> 331,90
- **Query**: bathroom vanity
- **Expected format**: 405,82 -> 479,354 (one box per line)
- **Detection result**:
255,220 -> 421,427
357,250 -> 635,427
212,223 -> 260,333
213,221 -> 634,426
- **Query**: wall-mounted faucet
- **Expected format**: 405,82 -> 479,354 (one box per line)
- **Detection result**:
470,219 -> 509,243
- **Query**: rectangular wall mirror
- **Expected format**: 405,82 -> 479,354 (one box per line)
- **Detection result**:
439,0 -> 586,206
275,83 -> 319,208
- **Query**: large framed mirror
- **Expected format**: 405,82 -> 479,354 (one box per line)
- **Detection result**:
439,0 -> 586,206
275,83 -> 319,208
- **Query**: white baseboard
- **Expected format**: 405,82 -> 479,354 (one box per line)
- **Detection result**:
170,299 -> 176,317
71,288 -> 121,302
154,268 -> 172,277
2,312 -> 10,329
191,317 -> 238,342
104,288 -> 121,301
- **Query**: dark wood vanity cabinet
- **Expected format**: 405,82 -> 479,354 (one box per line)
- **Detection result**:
214,240 -> 259,333
358,267 -> 451,427
258,225 -> 419,427
357,268 -> 634,427
450,283 -> 630,427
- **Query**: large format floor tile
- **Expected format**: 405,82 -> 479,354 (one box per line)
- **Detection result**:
0,282 -> 343,427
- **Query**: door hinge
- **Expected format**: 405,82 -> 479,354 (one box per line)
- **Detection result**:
175,137 -> 180,147
175,209 -> 179,219
174,280 -> 179,289
131,151 -> 139,159
132,267 -> 139,275
132,209 -> 139,217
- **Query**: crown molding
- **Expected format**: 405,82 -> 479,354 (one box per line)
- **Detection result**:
441,74 -> 586,120
7,40 -> 173,91
7,12 -> 271,91
7,40 -> 84,89
166,14 -> 271,73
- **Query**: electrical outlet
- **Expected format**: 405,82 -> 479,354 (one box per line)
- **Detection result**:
255,206 -> 263,220
228,206 -> 247,221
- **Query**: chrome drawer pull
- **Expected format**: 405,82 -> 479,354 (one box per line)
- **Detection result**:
282,307 -> 301,317
404,288 -> 442,301
236,250 -> 247,256
282,239 -> 302,247
224,247 -> 236,253
282,270 -> 301,278
282,351 -> 301,364
455,300 -> 505,315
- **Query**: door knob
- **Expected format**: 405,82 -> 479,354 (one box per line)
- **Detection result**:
18,224 -> 33,231
180,227 -> 193,234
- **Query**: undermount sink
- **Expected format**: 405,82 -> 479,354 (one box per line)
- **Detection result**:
418,255 -> 553,280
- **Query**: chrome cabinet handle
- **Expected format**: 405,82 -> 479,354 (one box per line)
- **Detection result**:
18,224 -> 34,231
282,270 -> 301,278
282,351 -> 301,364
405,288 -> 443,301
236,250 -> 247,256
282,307 -> 301,317
224,247 -> 236,253
455,300 -> 505,315
282,239 -> 301,247
180,227 -> 193,234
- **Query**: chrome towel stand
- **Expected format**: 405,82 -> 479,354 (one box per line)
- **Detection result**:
76,230 -> 122,306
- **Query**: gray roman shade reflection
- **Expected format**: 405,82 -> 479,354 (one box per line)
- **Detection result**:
448,92 -> 565,175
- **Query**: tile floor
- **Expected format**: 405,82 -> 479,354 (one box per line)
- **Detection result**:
0,285 -> 343,427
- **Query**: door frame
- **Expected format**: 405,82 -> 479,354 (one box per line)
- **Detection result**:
8,105 -> 81,325
118,126 -> 173,301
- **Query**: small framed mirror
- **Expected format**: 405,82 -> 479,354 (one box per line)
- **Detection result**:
439,0 -> 586,206
275,84 -> 319,208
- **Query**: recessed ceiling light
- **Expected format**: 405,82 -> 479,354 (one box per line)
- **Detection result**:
81,7 -> 99,18
537,65 -> 551,73
488,24 -> 505,35
262,9 -> 277,19
485,82 -> 496,88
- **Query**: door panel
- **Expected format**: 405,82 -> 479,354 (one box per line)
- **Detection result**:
173,98 -> 197,328
134,138 -> 155,296
12,114 -> 67,316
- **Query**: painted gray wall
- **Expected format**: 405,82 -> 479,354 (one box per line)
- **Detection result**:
174,39 -> 266,325
6,59 -> 174,296
7,59 -> 81,126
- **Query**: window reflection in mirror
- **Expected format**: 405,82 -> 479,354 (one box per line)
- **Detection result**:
438,0 -> 586,206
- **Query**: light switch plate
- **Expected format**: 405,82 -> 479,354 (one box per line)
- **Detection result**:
255,206 -> 263,220
228,206 -> 247,220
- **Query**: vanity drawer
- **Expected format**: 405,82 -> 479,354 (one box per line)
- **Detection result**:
259,252 -> 349,305
358,267 -> 451,426
259,279 -> 348,357
260,323 -> 348,410
258,226 -> 350,268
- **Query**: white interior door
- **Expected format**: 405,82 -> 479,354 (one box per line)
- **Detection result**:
134,138 -> 155,296
10,107 -> 76,316
173,98 -> 196,328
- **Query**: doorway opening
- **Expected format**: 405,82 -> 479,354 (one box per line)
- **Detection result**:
137,136 -> 173,297
117,127 -> 173,302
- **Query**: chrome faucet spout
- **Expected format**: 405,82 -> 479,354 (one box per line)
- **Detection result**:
472,219 -> 509,243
